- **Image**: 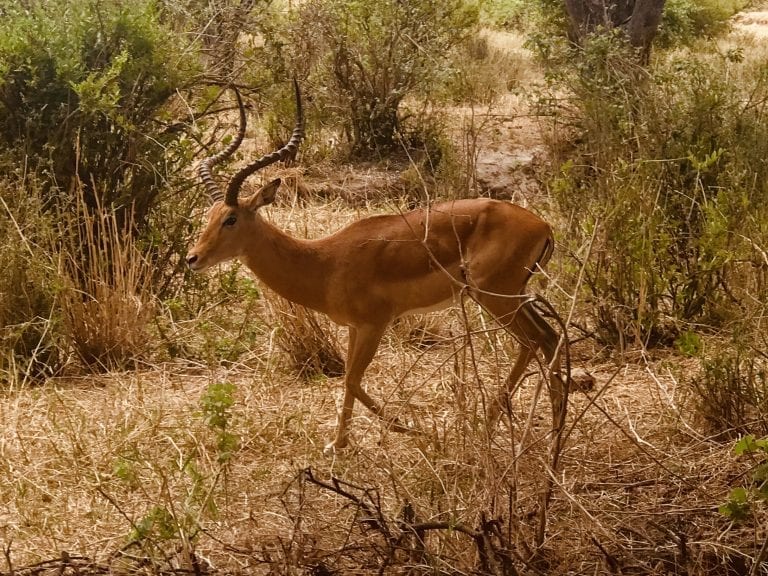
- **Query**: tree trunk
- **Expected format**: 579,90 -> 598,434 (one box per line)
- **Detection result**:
627,0 -> 666,64
563,0 -> 666,64
203,0 -> 264,81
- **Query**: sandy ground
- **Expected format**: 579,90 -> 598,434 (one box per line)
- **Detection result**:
733,10 -> 768,37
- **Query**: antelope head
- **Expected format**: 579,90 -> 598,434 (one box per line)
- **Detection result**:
186,81 -> 304,272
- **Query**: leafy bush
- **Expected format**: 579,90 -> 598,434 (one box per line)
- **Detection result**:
0,0 -> 209,378
479,0 -> 529,29
199,381 -> 240,464
658,0 -> 750,47
526,0 -> 746,69
547,37 -> 768,346
285,0 -> 480,157
0,0 -> 198,225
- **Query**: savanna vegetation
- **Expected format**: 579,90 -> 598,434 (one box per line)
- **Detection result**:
2,0 -> 768,574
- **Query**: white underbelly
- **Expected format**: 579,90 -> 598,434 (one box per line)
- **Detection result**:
399,296 -> 457,317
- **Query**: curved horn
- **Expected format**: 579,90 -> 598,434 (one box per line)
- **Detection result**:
224,78 -> 305,206
198,87 -> 247,201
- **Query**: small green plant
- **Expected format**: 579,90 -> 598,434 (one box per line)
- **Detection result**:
719,435 -> 768,522
675,330 -> 703,357
105,383 -> 242,557
157,262 -> 266,365
200,381 -> 239,464
112,456 -> 140,490
130,505 -> 181,543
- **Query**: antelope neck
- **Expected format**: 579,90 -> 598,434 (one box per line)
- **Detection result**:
241,216 -> 330,312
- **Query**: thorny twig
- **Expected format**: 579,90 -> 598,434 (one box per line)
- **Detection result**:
300,467 -> 527,575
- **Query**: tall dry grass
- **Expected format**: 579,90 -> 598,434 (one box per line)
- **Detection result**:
264,293 -> 344,379
1,177 -> 177,382
57,189 -> 156,371
0,179 -> 61,384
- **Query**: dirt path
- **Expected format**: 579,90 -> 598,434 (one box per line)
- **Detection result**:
733,10 -> 768,37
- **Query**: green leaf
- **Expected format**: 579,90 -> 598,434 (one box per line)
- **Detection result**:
734,434 -> 758,456
674,330 -> 702,357
719,487 -> 751,521
200,381 -> 236,431
754,463 -> 768,488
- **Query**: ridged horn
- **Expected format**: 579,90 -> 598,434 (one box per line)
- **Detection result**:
224,78 -> 304,206
197,87 -> 247,201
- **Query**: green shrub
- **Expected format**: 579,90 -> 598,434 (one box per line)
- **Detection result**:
0,0 -> 220,376
200,381 -> 240,464
0,0 -> 198,225
480,0 -> 529,30
285,0 -> 480,158
659,0 -> 750,47
547,37 -> 768,346
0,0 -> 209,300
525,0 -> 746,69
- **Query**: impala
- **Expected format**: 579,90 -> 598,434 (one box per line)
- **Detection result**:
187,81 -> 579,453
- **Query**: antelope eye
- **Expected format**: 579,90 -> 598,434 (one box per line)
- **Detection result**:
223,214 -> 237,227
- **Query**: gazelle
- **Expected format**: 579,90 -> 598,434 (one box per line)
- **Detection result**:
187,81 -> 580,453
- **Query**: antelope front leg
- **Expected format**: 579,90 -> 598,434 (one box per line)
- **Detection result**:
324,325 -> 385,454
325,385 -> 357,453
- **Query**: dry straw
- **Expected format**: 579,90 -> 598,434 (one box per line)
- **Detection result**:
57,187 -> 155,371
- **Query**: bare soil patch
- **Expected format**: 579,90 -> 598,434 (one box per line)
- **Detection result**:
733,10 -> 768,37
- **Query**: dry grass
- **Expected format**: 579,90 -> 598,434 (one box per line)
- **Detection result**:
264,293 -> 344,379
1,328 -> 764,574
1,200 -> 766,574
57,193 -> 156,371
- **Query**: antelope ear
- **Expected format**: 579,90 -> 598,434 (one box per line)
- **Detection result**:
247,178 -> 282,210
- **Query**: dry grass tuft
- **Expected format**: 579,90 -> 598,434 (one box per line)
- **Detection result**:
265,292 -> 344,379
58,191 -> 155,371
